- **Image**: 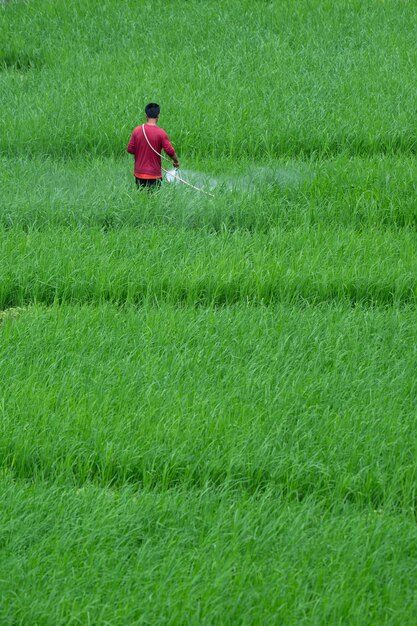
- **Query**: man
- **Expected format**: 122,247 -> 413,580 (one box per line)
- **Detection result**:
127,102 -> 179,189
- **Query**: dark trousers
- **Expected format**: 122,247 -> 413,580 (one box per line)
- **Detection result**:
135,177 -> 162,189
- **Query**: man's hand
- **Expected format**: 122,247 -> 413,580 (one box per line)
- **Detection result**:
173,159 -> 180,169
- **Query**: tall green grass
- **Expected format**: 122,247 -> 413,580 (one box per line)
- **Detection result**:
1,303 -> 417,508
2,302 -> 417,624
2,478 -> 416,625
2,154 -> 417,230
1,0 -> 417,158
0,225 -> 415,307
2,0 -> 417,623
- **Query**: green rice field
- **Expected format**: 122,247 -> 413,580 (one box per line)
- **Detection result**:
1,1 -> 417,623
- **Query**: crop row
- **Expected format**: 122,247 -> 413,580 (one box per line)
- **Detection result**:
0,225 -> 415,308
2,155 -> 417,230
1,474 -> 416,625
1,302 -> 416,507
2,0 -> 417,158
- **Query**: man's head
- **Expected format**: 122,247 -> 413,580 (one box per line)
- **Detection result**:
145,102 -> 160,120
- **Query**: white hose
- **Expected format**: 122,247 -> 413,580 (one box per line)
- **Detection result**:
142,124 -> 214,197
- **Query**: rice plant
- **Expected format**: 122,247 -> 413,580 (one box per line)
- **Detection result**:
1,0 -> 417,623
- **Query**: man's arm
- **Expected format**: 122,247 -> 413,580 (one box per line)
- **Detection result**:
161,132 -> 180,168
127,131 -> 136,154
171,151 -> 180,168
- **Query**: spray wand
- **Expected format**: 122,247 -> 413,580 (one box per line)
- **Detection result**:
142,125 -> 214,197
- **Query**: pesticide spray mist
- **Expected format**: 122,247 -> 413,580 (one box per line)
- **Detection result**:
165,165 -> 306,193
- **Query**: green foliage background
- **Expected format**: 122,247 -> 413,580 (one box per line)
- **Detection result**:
1,1 -> 417,624
2,0 -> 417,158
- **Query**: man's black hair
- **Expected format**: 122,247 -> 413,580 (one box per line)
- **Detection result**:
145,102 -> 160,118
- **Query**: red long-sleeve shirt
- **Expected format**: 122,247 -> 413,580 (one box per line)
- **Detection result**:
127,124 -> 175,178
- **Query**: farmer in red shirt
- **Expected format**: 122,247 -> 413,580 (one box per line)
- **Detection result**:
127,102 -> 179,188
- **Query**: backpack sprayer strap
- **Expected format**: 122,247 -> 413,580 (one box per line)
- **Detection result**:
141,124 -> 214,197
